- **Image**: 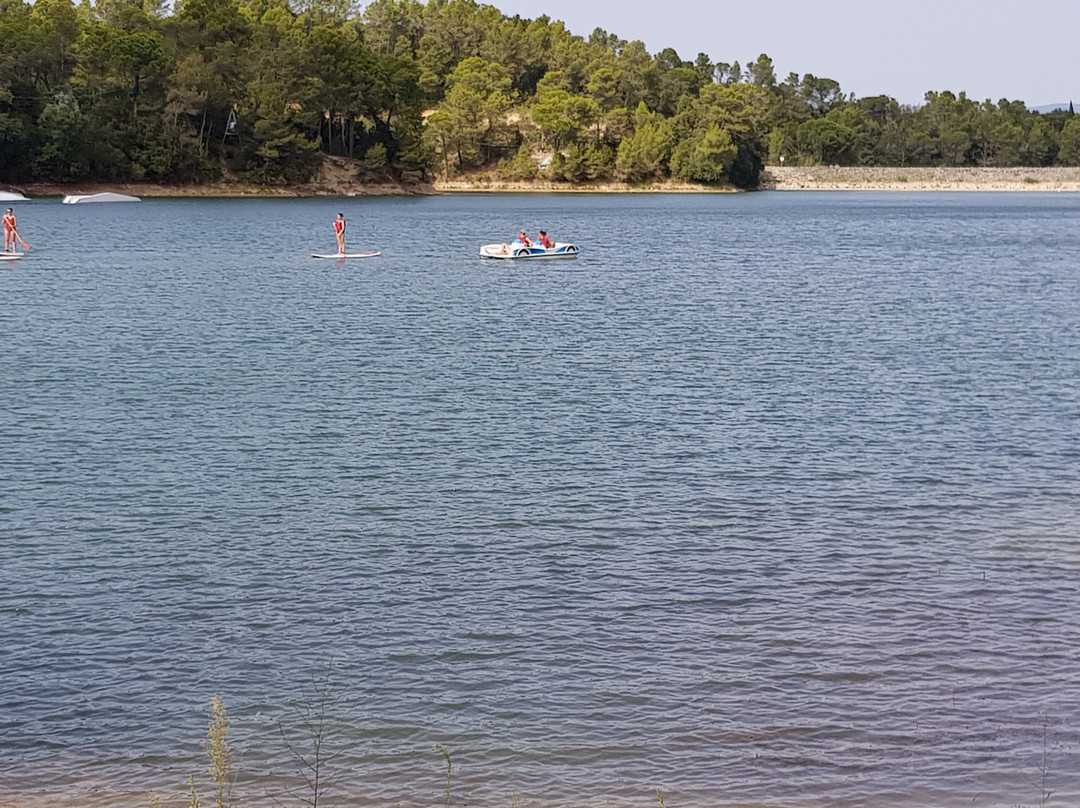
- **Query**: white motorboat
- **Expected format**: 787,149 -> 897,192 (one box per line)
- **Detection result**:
62,192 -> 141,204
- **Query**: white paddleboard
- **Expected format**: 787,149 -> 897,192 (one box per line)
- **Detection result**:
0,253 -> 23,261
311,251 -> 380,259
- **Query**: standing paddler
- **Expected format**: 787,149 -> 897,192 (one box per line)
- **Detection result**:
2,208 -> 16,253
333,212 -> 346,255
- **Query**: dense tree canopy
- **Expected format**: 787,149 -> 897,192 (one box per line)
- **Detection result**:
0,0 -> 1076,189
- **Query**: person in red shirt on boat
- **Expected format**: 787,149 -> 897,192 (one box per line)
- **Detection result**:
536,230 -> 553,249
333,212 -> 346,255
500,229 -> 532,254
2,208 -> 15,253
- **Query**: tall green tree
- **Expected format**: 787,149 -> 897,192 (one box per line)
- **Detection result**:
615,101 -> 670,181
670,120 -> 736,182
423,55 -> 510,173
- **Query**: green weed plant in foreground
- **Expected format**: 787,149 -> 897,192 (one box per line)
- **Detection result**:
205,696 -> 232,808
152,697 -> 231,808
434,742 -> 452,807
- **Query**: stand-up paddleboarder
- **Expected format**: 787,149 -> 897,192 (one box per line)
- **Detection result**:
333,212 -> 346,255
2,208 -> 15,253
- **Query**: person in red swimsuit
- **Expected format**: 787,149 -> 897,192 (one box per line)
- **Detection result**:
500,229 -> 532,254
2,208 -> 15,253
536,230 -> 553,249
333,212 -> 346,254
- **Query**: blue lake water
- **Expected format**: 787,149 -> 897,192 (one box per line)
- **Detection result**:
1,192 -> 1079,808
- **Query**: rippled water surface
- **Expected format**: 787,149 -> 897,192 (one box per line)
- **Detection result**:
2,193 -> 1079,808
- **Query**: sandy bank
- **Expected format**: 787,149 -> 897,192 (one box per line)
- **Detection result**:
13,165 -> 1080,198
763,165 -> 1080,191
432,177 -> 731,193
11,176 -> 729,197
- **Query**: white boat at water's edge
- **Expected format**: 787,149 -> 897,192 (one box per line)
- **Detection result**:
0,190 -> 29,201
62,192 -> 141,204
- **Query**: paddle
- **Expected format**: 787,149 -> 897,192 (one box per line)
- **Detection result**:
12,228 -> 28,251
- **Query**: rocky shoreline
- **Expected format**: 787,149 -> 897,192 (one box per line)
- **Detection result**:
12,155 -> 434,199
12,176 -> 723,197
11,165 -> 1080,198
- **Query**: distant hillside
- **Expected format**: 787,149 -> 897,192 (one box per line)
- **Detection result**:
1031,102 -> 1074,113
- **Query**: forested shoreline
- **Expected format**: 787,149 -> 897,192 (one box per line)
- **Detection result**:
3,0 -> 1079,191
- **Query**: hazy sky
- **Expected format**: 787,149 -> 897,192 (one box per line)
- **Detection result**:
483,0 -> 1080,107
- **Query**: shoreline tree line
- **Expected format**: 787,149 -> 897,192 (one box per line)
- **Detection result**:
2,0 -> 1079,189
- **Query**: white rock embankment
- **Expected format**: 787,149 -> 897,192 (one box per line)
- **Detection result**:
762,165 -> 1080,191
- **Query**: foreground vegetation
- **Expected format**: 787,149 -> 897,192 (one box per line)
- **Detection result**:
161,695 -> 1057,808
3,0 -> 1080,191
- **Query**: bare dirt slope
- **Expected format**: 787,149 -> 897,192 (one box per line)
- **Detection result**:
14,155 -> 432,198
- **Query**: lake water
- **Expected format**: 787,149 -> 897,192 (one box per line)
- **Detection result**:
1,192 -> 1079,808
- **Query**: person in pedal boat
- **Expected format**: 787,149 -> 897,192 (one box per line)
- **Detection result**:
499,229 -> 532,254
333,212 -> 346,254
2,208 -> 15,253
536,230 -> 553,249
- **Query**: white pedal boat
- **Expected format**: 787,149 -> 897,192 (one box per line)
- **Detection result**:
479,242 -> 579,260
